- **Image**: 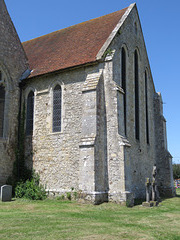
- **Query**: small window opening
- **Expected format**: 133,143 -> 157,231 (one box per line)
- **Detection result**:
134,22 -> 138,34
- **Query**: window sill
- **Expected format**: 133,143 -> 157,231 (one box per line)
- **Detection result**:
116,85 -> 125,94
48,131 -> 63,136
25,135 -> 33,138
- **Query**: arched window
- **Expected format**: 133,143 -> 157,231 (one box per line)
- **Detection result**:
26,91 -> 34,135
121,47 -> 127,136
134,50 -> 139,140
145,71 -> 149,144
53,85 -> 62,132
0,85 -> 5,137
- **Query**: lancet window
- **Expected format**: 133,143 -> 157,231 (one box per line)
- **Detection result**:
53,85 -> 62,132
121,47 -> 127,136
145,71 -> 149,144
0,75 -> 5,137
134,50 -> 140,140
26,91 -> 34,135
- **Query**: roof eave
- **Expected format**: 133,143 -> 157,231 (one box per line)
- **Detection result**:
96,3 -> 136,61
21,60 -> 100,82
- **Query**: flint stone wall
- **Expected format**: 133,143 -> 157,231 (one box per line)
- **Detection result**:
104,6 -> 156,199
23,64 -> 109,199
0,0 -> 28,185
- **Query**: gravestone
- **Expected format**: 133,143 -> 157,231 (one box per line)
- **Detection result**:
0,185 -> 12,202
152,165 -> 157,201
142,178 -> 153,207
143,165 -> 160,207
150,165 -> 160,205
145,178 -> 151,202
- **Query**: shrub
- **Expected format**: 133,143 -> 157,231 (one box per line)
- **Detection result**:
66,192 -> 71,201
60,194 -> 65,200
15,181 -> 26,198
56,195 -> 65,200
15,172 -> 47,200
73,192 -> 78,200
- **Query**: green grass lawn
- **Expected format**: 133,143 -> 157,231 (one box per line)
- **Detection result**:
0,189 -> 180,240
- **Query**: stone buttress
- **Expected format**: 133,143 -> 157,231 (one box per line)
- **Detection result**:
79,70 -> 109,204
154,93 -> 175,197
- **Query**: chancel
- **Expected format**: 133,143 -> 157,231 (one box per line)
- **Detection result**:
0,0 -> 175,205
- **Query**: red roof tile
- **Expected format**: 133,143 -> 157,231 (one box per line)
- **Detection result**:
22,7 -> 128,78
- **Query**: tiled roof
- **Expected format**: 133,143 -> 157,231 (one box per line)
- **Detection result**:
22,7 -> 128,78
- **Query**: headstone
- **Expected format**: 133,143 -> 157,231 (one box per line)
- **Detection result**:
152,165 -> 157,201
145,178 -> 151,202
0,185 -> 12,202
142,178 -> 153,207
143,165 -> 160,207
152,179 -> 156,201
150,165 -> 160,205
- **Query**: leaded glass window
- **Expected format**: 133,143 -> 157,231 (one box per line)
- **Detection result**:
53,85 -> 62,132
0,85 -> 5,137
26,91 -> 34,135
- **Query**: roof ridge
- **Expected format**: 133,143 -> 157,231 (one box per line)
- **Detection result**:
96,3 -> 136,60
22,7 -> 129,44
22,5 -> 131,78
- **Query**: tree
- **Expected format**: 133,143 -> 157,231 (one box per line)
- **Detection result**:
173,164 -> 180,179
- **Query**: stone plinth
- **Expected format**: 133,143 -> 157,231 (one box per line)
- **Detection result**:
142,202 -> 153,207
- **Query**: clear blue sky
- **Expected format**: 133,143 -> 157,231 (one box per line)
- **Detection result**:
5,0 -> 180,163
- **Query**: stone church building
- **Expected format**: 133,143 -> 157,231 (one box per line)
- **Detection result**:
0,0 -> 175,204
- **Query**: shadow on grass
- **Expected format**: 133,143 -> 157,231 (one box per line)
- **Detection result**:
175,189 -> 180,198
134,190 -> 180,206
6,198 -> 16,202
134,198 -> 145,206
157,189 -> 180,203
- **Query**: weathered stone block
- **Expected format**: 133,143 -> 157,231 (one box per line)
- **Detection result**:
142,202 -> 153,207
150,201 -> 158,207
